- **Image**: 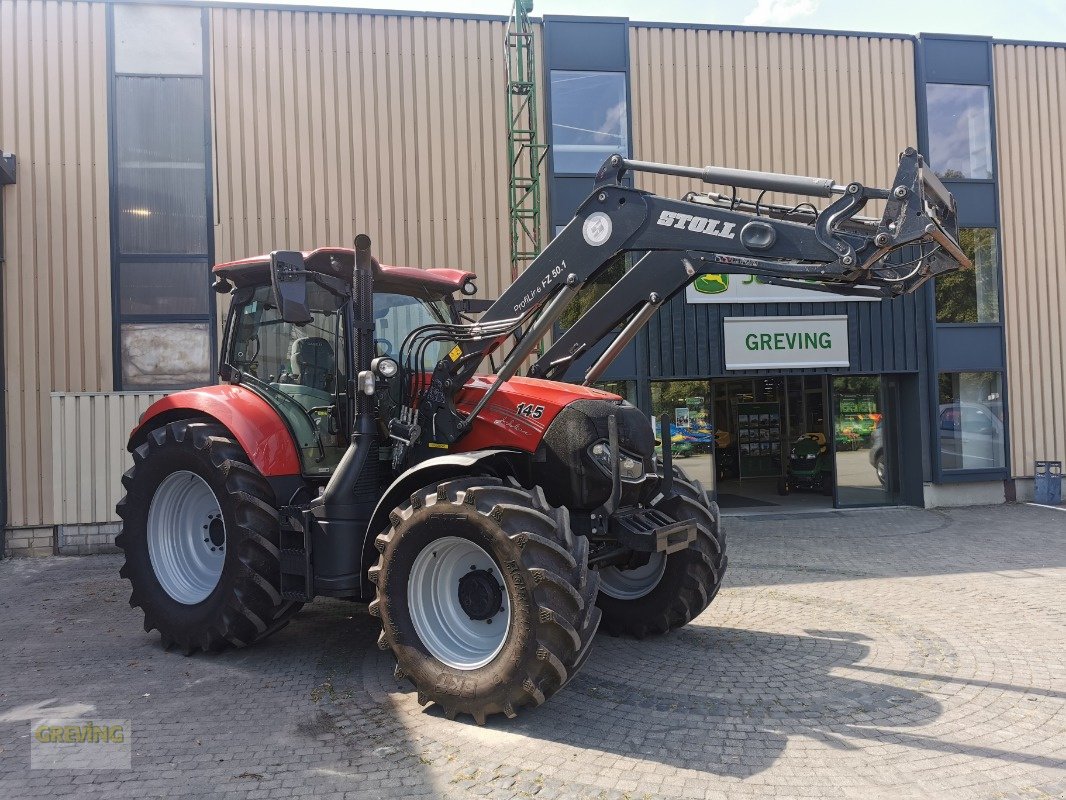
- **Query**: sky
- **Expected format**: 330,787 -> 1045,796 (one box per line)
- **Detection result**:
239,0 -> 1066,42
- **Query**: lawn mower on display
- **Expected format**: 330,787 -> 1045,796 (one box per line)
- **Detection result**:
778,433 -> 834,496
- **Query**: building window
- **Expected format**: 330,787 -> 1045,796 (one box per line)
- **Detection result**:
935,228 -> 999,323
937,372 -> 1005,470
109,5 -> 212,390
549,71 -> 629,174
925,83 -> 993,180
114,77 -> 209,256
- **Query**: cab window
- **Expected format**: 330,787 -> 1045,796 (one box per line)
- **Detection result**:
373,291 -> 453,369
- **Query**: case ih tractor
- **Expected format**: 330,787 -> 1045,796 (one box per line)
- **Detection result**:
117,150 -> 969,723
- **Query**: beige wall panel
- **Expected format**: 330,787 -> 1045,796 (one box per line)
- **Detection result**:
628,27 -> 916,213
51,392 -> 167,525
210,9 -> 524,304
0,0 -> 112,528
994,44 -> 1066,476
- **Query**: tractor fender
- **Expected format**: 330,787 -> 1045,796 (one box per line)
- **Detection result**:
129,385 -> 302,477
359,448 -> 530,596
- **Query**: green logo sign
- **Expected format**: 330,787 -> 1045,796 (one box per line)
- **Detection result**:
693,274 -> 729,295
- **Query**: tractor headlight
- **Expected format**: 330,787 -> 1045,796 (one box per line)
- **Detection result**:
589,441 -> 645,483
372,356 -> 399,379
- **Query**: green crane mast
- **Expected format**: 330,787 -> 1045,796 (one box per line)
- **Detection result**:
505,0 -> 547,282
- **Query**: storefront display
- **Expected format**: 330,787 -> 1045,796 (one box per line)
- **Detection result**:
736,401 -> 781,478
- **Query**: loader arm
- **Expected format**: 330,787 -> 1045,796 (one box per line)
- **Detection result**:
399,147 -> 970,449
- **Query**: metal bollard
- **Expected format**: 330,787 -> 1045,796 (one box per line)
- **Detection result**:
1034,461 -> 1062,504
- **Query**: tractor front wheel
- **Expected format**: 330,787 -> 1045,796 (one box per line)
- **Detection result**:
116,420 -> 301,654
596,467 -> 727,638
370,478 -> 600,724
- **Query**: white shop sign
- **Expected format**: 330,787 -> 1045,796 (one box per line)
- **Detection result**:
685,273 -> 878,303
723,315 -> 850,370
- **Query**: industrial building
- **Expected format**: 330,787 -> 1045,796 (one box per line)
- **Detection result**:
1,0 -> 1063,554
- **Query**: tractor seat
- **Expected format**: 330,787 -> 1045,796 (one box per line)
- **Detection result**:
289,336 -> 335,393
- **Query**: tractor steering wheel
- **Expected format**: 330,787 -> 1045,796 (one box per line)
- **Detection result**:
374,337 -> 394,357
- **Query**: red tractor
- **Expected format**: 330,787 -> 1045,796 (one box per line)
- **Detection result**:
117,150 -> 969,723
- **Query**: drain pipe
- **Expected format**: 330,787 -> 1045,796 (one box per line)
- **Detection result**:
0,152 -> 16,558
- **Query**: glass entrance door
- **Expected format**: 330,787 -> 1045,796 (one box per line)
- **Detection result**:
650,381 -> 716,493
831,376 -> 894,507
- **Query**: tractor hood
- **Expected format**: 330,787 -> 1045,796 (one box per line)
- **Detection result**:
451,376 -> 655,511
450,376 -> 624,454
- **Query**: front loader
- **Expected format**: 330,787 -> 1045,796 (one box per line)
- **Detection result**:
116,148 -> 969,723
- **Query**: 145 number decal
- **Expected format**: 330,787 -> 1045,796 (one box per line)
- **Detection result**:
515,403 -> 545,419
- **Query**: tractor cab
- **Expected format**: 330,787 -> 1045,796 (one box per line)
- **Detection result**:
212,248 -> 475,476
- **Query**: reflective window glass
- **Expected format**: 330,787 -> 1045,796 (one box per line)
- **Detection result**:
926,83 -> 993,180
114,77 -> 208,255
935,228 -> 1000,323
118,261 -> 210,316
937,372 -> 1005,470
550,71 -> 629,174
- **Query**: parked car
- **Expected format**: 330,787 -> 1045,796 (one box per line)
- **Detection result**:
869,423 -> 886,486
938,402 -> 1005,469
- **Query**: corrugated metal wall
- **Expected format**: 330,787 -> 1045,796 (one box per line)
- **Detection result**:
51,392 -> 166,525
628,26 -> 923,378
628,27 -> 917,202
209,8 -> 524,303
993,43 -> 1066,476
0,0 -> 113,528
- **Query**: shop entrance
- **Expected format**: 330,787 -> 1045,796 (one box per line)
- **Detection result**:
650,375 -> 896,512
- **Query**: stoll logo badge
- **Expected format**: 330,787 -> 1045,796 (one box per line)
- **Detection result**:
31,718 -> 133,769
582,212 -> 613,246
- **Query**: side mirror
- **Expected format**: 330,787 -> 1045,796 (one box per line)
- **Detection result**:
270,250 -> 313,324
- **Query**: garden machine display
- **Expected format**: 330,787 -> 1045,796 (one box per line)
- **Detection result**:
778,434 -> 834,496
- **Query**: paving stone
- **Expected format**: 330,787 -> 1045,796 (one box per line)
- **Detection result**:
0,505 -> 1064,799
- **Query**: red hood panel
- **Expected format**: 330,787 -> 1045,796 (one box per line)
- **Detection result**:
451,376 -> 622,454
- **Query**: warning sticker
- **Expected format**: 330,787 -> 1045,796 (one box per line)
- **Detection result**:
448,345 -> 463,362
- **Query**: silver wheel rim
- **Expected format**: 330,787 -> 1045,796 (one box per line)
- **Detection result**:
408,536 -> 511,670
147,470 -> 226,605
598,553 -> 667,600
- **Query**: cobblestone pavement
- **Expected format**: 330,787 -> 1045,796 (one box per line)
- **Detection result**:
1,504 -> 1064,799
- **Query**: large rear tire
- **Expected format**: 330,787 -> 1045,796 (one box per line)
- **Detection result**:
116,420 -> 301,654
370,477 -> 600,724
597,466 -> 726,638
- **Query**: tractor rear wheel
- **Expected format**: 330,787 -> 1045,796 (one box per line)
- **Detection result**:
370,477 -> 600,724
116,420 -> 301,654
596,466 -> 726,638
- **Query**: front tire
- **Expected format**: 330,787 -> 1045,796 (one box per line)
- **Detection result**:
116,420 -> 301,654
597,467 -> 727,638
370,478 -> 600,724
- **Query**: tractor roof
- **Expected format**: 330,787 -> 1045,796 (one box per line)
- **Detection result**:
213,247 -> 477,295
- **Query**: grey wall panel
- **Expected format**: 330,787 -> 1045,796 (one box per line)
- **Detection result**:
936,326 -> 1005,372
544,18 -> 628,72
642,290 -> 929,379
922,37 -> 992,84
948,183 -> 999,227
